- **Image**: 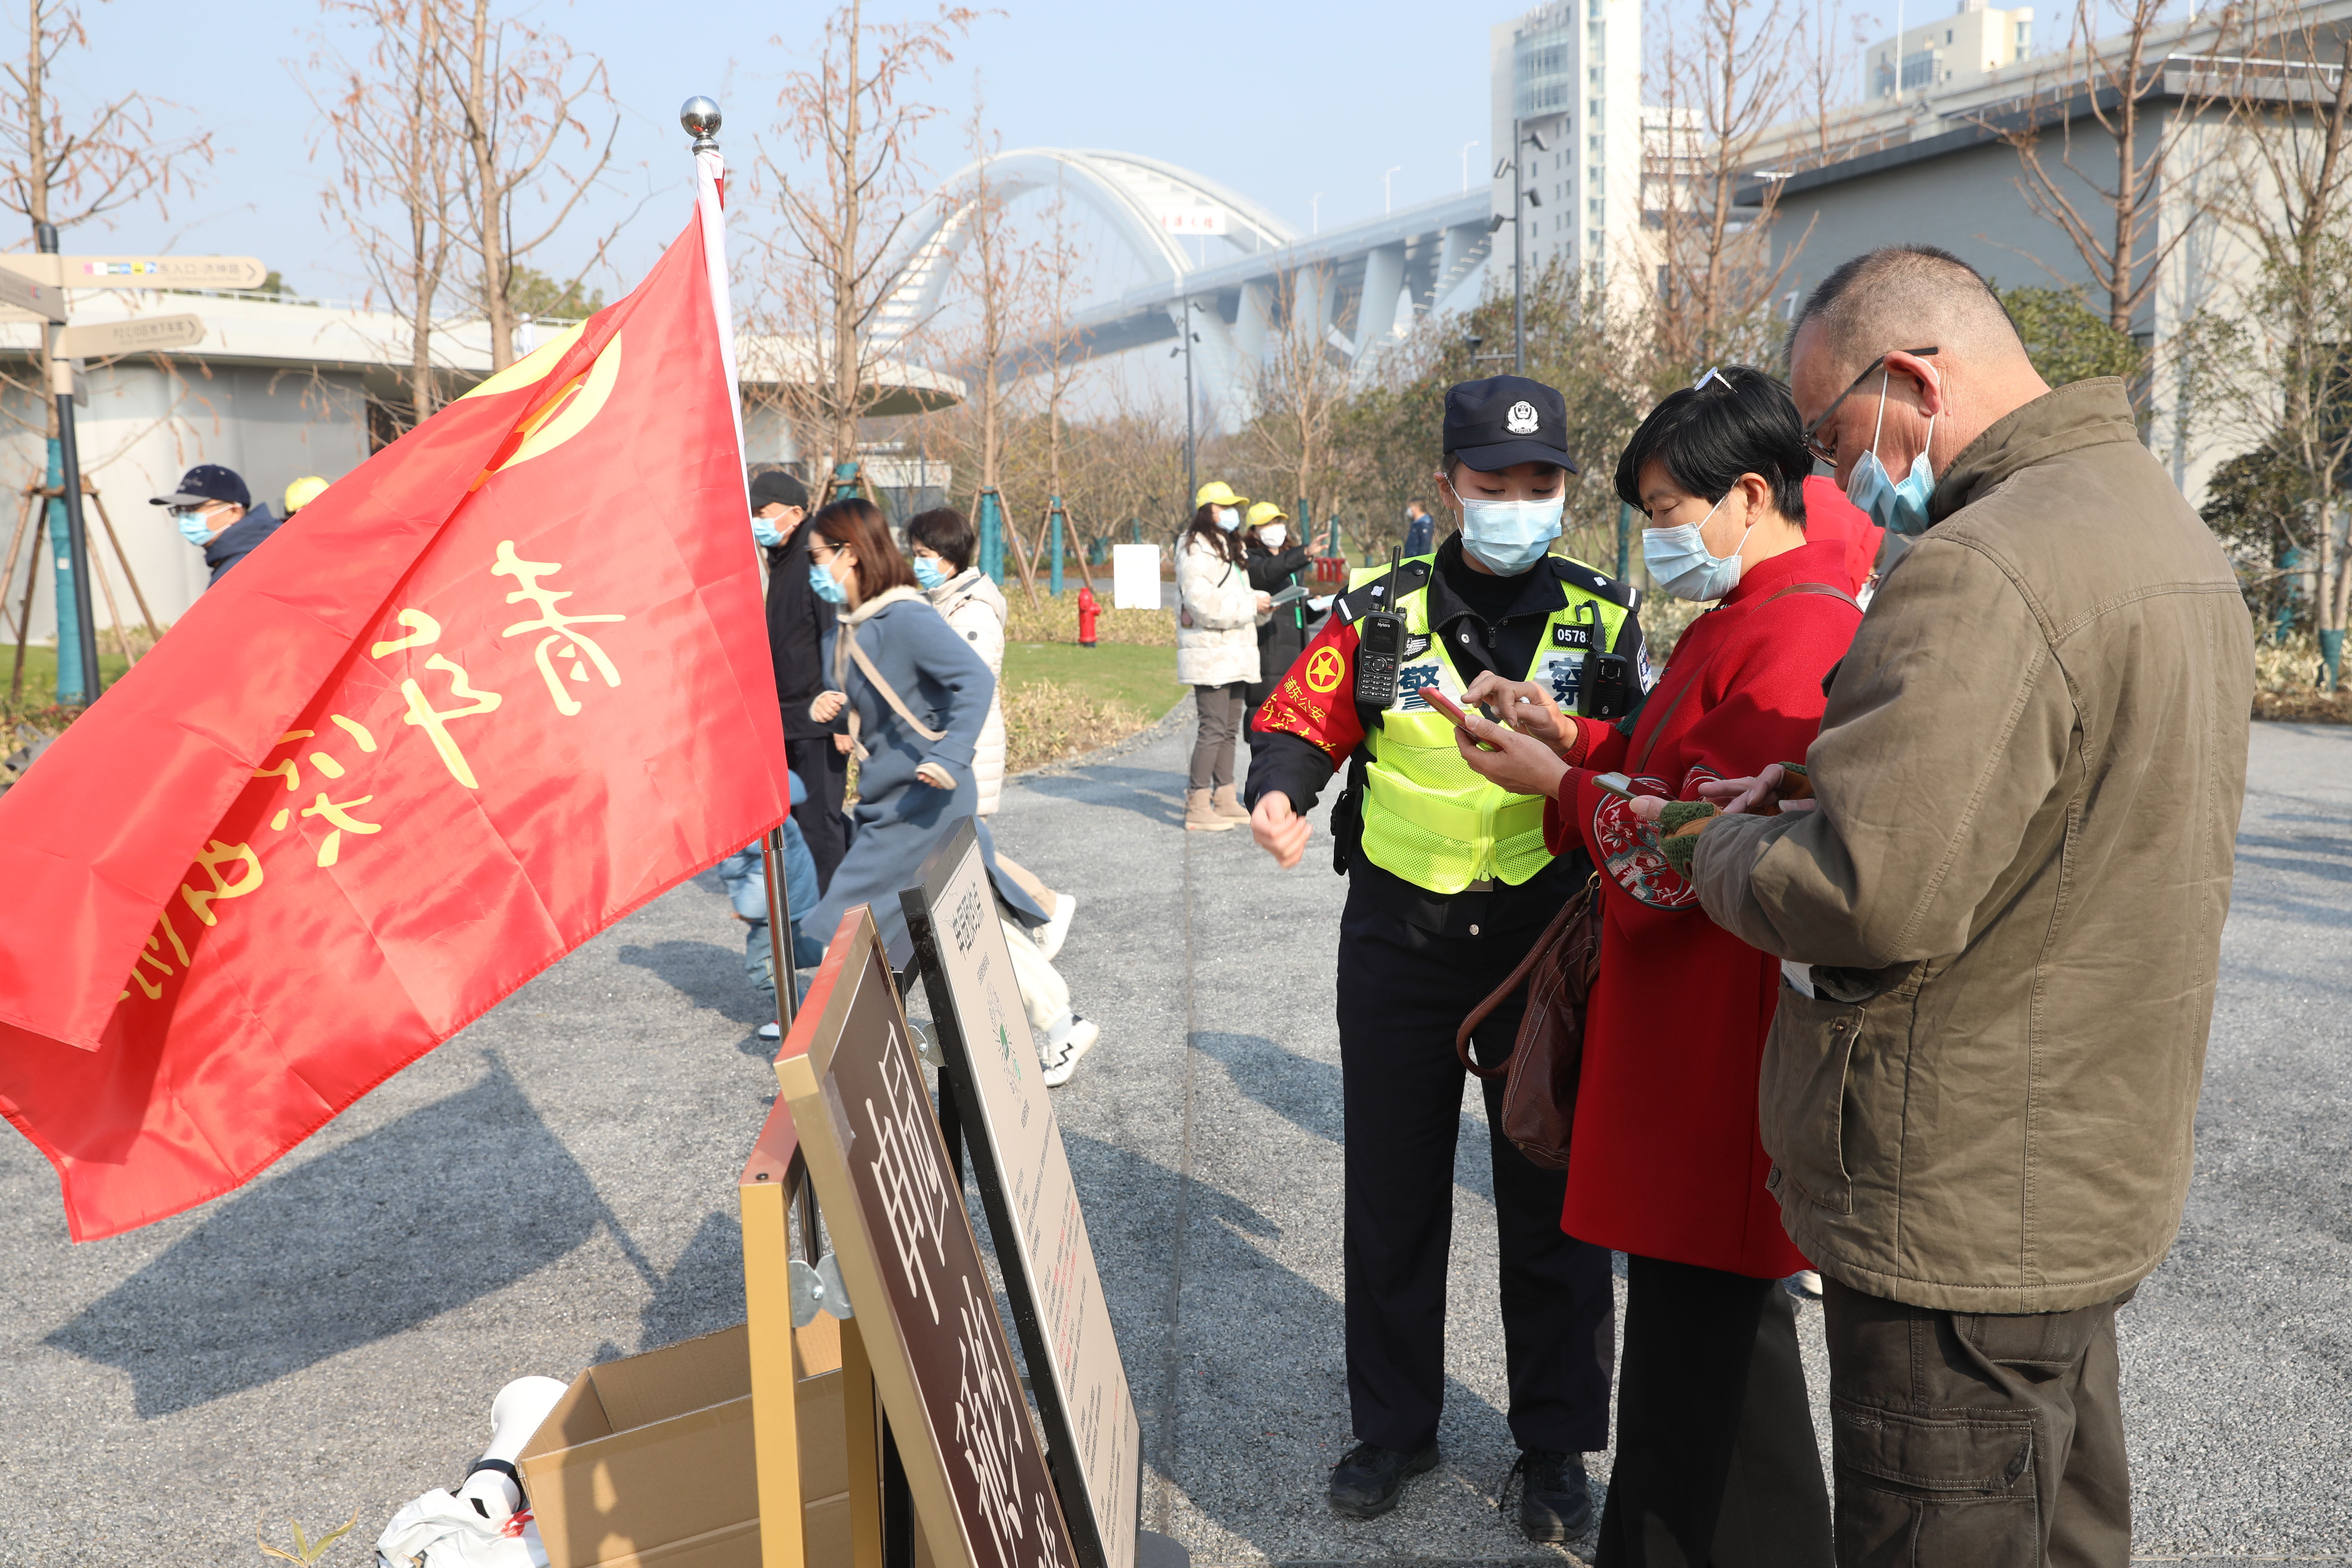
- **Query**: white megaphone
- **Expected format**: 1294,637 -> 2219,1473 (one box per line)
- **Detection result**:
453,1376 -> 569,1526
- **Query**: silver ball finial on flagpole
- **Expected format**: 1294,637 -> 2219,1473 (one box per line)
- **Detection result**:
681,96 -> 721,152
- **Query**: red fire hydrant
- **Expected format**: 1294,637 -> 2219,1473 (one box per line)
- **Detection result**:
1077,584 -> 1100,648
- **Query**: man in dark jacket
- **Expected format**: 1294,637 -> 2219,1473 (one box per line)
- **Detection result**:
152,463 -> 280,586
752,469 -> 847,891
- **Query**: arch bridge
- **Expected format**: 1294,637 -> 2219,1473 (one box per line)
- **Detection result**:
874,148 -> 1494,418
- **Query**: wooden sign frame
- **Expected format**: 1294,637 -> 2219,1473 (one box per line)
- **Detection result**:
775,906 -> 1080,1568
902,821 -> 1143,1568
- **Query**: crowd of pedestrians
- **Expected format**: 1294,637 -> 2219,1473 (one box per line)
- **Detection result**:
731,242 -> 2249,1568
1227,244 -> 2250,1568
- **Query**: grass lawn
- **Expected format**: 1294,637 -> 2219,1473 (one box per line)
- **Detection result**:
1002,639 -> 1183,719
5,643 -> 132,709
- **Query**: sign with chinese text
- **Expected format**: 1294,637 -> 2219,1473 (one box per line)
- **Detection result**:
777,909 -> 1078,1568
0,163 -> 788,1240
904,822 -> 1140,1568
1155,208 -> 1226,237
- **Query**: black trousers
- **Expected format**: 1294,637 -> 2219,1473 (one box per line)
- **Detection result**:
1820,1278 -> 2132,1568
785,734 -> 848,895
1335,894 -> 1615,1456
1598,1256 -> 1832,1568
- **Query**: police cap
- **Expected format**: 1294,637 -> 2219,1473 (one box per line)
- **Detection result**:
1443,375 -> 1578,475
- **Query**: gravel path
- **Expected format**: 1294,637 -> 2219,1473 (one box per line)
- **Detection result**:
0,720 -> 2341,1565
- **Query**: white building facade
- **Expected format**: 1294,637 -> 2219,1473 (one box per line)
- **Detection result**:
1489,0 -> 1643,292
1869,0 -> 2035,103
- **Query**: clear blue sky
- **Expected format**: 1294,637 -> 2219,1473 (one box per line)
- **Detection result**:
60,0 -> 1503,307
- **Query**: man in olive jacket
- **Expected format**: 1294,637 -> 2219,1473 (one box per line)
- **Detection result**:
1686,247 -> 2253,1566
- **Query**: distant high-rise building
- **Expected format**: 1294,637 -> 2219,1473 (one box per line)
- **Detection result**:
1490,0 -> 1641,295
1868,0 -> 2034,102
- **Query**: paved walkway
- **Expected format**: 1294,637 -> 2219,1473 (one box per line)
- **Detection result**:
0,719 -> 2343,1564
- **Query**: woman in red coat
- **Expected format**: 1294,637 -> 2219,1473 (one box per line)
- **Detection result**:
1453,367 -> 1859,1567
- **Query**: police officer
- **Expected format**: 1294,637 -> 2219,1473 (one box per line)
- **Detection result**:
1245,376 -> 1643,1539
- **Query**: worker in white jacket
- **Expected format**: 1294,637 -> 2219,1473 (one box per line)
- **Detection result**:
1177,480 -> 1273,832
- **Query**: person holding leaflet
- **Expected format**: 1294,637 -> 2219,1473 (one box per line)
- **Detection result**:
1446,366 -> 1859,1567
1246,376 -> 1643,1539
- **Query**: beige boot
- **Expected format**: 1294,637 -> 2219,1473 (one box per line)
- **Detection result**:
1211,783 -> 1251,821
1185,789 -> 1234,831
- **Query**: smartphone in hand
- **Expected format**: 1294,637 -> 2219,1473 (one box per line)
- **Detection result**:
1420,686 -> 1503,749
1591,771 -> 1641,800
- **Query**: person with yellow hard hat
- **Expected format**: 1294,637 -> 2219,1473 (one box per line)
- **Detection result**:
1177,480 -> 1271,831
284,476 -> 331,516
1245,376 -> 1648,1536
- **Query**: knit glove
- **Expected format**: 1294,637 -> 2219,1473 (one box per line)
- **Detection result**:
1655,799 -> 1721,877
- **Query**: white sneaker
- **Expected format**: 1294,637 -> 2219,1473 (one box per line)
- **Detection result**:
757,1020 -> 782,1041
1041,1017 -> 1098,1087
1791,1269 -> 1823,1299
1038,894 -> 1079,961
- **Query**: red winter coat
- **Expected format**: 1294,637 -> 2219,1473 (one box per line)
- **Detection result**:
1546,539 -> 1862,1278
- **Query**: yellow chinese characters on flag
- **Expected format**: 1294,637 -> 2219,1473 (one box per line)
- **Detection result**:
0,181 -> 788,1241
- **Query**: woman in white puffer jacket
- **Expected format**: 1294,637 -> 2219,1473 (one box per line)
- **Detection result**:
1176,481 -> 1272,832
907,510 -> 1009,815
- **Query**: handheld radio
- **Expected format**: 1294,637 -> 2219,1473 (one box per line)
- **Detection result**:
1577,602 -> 1635,719
1354,547 -> 1406,710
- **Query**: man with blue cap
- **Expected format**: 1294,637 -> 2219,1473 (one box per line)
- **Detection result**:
152,463 -> 281,586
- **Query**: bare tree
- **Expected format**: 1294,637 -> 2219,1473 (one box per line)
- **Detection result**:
758,0 -> 975,474
0,0 -> 214,445
1798,0 -> 1876,168
1242,265 -> 1351,531
307,0 -> 462,427
1647,0 -> 1814,374
2193,18 -> 2352,672
1986,0 -> 2238,338
0,0 -> 214,238
443,0 -> 618,371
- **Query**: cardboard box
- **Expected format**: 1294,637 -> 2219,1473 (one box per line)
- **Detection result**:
519,1323 -> 850,1568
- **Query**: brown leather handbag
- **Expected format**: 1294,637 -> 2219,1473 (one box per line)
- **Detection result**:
1455,873 -> 1604,1171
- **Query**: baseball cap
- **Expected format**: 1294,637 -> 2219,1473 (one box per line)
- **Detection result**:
749,469 -> 808,512
150,463 -> 252,510
1443,376 -> 1580,474
284,475 -> 330,513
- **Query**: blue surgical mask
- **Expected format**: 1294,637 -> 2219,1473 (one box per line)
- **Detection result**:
1643,492 -> 1754,602
1455,491 -> 1564,575
1213,506 -> 1240,532
912,556 -> 950,591
172,506 -> 215,546
752,516 -> 785,548
808,562 -> 848,605
1846,367 -> 1938,536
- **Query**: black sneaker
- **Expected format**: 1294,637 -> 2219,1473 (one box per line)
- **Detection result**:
1327,1439 -> 1440,1518
1507,1448 -> 1594,1542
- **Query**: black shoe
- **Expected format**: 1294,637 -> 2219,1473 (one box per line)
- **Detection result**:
1327,1439 -> 1440,1518
1507,1448 -> 1594,1542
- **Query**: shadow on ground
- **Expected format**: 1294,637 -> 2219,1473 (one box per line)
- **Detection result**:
618,938 -> 768,1026
1191,1030 -> 1497,1203
46,1058 -> 622,1417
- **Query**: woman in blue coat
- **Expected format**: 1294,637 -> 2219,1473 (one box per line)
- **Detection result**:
797,498 -> 1051,966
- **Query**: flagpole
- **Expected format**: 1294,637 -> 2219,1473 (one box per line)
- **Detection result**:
684,95 -> 794,1038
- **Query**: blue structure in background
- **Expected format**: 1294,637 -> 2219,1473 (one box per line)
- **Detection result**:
1049,499 -> 1065,596
976,488 -> 1006,585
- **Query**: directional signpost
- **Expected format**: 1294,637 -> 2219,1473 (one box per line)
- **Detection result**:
0,238 -> 262,704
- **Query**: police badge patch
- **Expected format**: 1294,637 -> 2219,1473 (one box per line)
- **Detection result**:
1505,400 -> 1540,435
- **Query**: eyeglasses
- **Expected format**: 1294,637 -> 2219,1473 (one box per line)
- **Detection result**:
1801,347 -> 1938,465
1692,366 -> 1732,394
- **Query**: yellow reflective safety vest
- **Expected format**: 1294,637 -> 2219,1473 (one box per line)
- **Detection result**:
1343,552 -> 1641,897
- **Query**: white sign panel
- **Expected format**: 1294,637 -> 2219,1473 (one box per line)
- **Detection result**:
1111,544 -> 1161,612
1157,207 -> 1226,236
905,830 -> 1141,1568
0,266 -> 65,323
55,313 -> 205,358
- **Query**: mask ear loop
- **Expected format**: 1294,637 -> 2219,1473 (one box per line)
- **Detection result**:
1868,363 -> 1892,462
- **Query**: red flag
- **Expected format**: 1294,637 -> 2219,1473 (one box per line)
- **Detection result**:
0,153 -> 789,1240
